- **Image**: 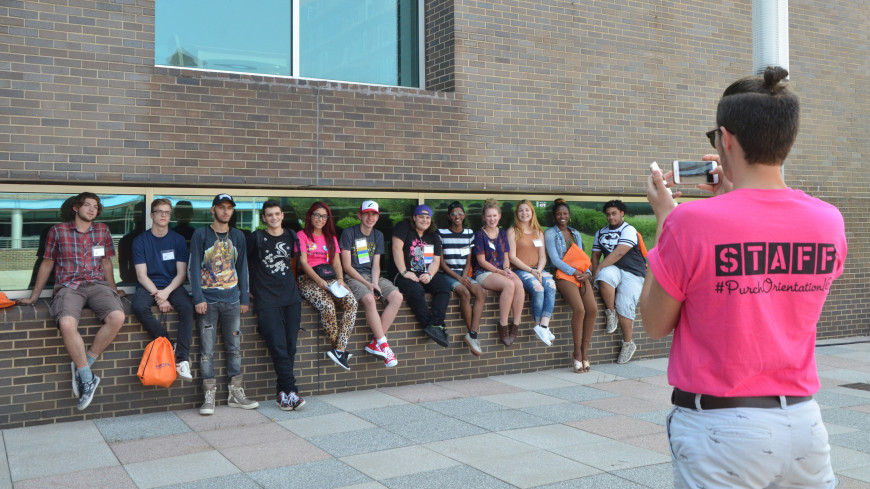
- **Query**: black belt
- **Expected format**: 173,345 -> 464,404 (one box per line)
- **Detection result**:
672,388 -> 813,410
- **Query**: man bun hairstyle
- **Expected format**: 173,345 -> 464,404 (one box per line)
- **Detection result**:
716,66 -> 799,165
552,198 -> 570,216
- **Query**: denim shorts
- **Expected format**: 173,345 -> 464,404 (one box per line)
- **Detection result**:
444,274 -> 479,291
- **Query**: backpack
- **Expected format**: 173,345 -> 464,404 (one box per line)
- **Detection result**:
254,228 -> 300,275
636,231 -> 648,259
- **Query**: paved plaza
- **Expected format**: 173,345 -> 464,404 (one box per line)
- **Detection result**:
2,336 -> 870,489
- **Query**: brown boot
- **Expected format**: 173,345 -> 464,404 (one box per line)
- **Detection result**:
506,324 -> 519,346
228,375 -> 260,410
497,323 -> 510,346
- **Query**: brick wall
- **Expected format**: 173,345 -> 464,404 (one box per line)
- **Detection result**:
0,291 -> 674,429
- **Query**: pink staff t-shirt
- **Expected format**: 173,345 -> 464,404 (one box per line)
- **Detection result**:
648,187 -> 847,397
298,232 -> 339,268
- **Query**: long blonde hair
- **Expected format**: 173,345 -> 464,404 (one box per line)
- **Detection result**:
511,199 -> 544,237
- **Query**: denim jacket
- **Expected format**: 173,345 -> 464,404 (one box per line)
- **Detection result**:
544,226 -> 586,275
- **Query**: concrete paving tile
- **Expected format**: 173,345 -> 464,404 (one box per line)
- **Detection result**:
318,389 -> 408,411
823,408 -> 870,431
341,445 -> 459,479
816,366 -> 870,380
457,408 -> 552,431
4,421 -> 118,481
490,372 -> 578,390
338,483 -> 389,489
537,367 -> 620,385
560,439 -> 670,471
175,405 -> 270,432
13,466 -> 136,489
534,385 -> 619,402
612,462 -> 676,489
621,432 -> 672,456
849,404 -> 870,414
565,414 -> 665,440
819,375 -> 848,388
831,445 -> 870,472
197,420 -> 297,449
156,473 -> 263,489
279,412 -> 377,438
421,396 -> 507,416
482,391 -> 567,408
385,416 -> 488,443
436,377 -> 524,396
825,422 -> 859,435
258,396 -> 342,421
110,432 -> 211,464
220,437 -> 332,471
499,424 -> 610,450
519,403 -> 614,423
815,390 -> 870,408
94,411 -> 191,442
580,395 -> 673,415
468,449 -> 599,488
829,386 -> 870,400
424,433 -> 536,463
585,363 -> 665,379
831,431 -> 870,454
636,373 -> 671,387
628,408 -> 673,426
840,466 -> 870,485
0,432 -> 9,489
381,464 -> 515,489
630,357 -> 670,371
816,346 -> 859,356
833,352 -> 870,365
378,383 -> 465,403
836,475 -> 870,488
353,403 -> 446,426
308,427 -> 414,457
248,458 -> 370,489
586,378 -> 673,401
124,450 -> 239,489
533,472 -> 648,489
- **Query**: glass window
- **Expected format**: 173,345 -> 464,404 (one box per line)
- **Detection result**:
0,193 -> 145,291
154,0 -> 421,88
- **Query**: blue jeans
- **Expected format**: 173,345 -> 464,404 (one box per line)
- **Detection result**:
515,270 -> 556,322
198,301 -> 241,380
131,286 -> 194,362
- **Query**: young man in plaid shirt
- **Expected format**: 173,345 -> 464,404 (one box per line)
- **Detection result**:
20,192 -> 126,411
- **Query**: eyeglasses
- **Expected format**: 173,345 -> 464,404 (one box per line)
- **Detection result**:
152,210 -> 171,216
311,213 -> 328,221
706,128 -> 720,148
449,212 -> 464,217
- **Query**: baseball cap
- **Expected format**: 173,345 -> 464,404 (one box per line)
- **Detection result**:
447,201 -> 465,213
413,204 -> 433,217
212,193 -> 235,207
360,200 -> 380,214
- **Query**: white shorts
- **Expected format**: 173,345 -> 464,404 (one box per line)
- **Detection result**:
595,266 -> 643,320
667,399 -> 835,489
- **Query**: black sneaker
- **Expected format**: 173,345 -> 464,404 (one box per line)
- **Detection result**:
277,391 -> 306,411
70,361 -> 79,398
423,324 -> 449,348
327,349 -> 351,371
77,375 -> 100,411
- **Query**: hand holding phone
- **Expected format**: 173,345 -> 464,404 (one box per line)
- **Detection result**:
672,160 -> 719,185
650,161 -> 672,196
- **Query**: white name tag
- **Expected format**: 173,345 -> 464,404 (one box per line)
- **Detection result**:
423,244 -> 435,264
459,246 -> 470,256
488,241 -> 496,250
533,239 -> 543,248
162,250 -> 175,261
355,238 -> 370,264
92,246 -> 105,257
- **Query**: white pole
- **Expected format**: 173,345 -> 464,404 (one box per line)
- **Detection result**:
753,0 -> 789,76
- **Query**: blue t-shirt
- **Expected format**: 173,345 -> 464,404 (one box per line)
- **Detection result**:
133,229 -> 190,288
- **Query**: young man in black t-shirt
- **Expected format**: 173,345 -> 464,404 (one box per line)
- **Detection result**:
246,200 -> 305,410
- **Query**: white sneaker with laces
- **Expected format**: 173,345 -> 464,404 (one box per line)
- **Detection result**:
176,360 -> 193,381
533,324 -> 552,346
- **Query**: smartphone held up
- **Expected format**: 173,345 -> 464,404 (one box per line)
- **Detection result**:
672,160 -> 719,185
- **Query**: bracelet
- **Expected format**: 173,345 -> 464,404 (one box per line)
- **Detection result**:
401,270 -> 408,276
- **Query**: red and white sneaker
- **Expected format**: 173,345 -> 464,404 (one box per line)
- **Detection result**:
380,342 -> 398,368
365,339 -> 387,359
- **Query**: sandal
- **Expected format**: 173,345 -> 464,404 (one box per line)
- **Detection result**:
583,360 -> 591,373
572,354 -> 583,373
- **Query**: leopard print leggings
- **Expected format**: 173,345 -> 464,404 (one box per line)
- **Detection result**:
297,275 -> 358,350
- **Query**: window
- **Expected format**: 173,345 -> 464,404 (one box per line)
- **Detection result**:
154,0 -> 423,88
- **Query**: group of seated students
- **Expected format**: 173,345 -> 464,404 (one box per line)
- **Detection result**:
19,192 -> 644,414
300,197 -> 643,377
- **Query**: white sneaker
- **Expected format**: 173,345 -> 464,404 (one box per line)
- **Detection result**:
547,327 -> 556,342
533,324 -> 552,346
176,361 -> 193,381
605,309 -> 618,334
617,341 -> 637,364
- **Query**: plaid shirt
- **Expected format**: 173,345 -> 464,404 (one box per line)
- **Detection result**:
44,221 -> 115,289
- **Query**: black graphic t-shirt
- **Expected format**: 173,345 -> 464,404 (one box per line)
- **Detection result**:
393,220 -> 441,273
246,230 -> 300,310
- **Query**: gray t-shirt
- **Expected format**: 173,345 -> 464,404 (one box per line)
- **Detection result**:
339,224 -> 384,275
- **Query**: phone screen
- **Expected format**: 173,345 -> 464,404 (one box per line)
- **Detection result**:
674,160 -> 717,184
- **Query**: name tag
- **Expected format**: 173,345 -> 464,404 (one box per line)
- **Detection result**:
355,238 -> 370,264
423,244 -> 434,264
92,246 -> 105,257
459,246 -> 470,256
488,241 -> 496,250
533,239 -> 543,248
162,250 -> 175,261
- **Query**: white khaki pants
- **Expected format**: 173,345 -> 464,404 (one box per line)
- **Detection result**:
667,399 -> 835,489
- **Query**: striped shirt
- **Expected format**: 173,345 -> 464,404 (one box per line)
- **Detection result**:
437,228 -> 474,274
